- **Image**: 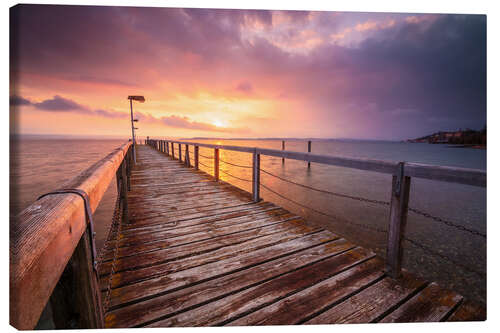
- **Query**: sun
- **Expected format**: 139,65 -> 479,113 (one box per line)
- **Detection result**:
212,120 -> 225,127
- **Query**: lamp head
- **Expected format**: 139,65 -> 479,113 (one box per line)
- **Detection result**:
128,96 -> 145,103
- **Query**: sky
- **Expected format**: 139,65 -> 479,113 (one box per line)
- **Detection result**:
9,5 -> 486,140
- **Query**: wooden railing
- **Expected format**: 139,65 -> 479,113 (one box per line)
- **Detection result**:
147,139 -> 486,279
10,141 -> 133,330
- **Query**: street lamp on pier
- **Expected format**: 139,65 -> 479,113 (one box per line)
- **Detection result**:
127,95 -> 145,163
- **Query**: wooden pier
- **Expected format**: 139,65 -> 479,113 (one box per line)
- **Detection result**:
100,145 -> 483,327
10,141 -> 485,330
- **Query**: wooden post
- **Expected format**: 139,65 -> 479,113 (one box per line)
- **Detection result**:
252,151 -> 260,202
214,148 -> 219,181
282,140 -> 285,165
48,229 -> 105,328
171,142 -> 175,158
126,148 -> 131,191
386,162 -> 411,278
178,143 -> 182,163
118,161 -> 129,225
185,144 -> 190,167
194,146 -> 199,170
166,141 -> 169,155
308,140 -> 311,168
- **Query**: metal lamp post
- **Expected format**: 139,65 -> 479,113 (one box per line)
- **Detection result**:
127,95 -> 145,163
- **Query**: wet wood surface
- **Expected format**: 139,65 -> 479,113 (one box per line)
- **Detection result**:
100,145 -> 485,327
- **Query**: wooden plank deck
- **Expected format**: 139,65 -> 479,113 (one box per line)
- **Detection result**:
99,145 -> 484,328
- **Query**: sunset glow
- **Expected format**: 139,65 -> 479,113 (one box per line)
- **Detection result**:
10,6 -> 486,140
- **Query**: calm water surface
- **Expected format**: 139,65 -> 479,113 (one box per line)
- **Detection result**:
10,136 -> 486,306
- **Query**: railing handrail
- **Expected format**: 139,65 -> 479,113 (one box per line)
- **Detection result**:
156,139 -> 486,188
10,141 -> 132,329
149,138 -> 487,282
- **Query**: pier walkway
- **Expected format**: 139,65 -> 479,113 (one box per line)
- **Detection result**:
98,145 -> 483,327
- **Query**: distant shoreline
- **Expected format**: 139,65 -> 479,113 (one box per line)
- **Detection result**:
446,144 -> 486,150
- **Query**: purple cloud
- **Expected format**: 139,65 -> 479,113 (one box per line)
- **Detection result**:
33,95 -> 90,112
94,109 -> 128,119
10,95 -> 32,106
236,81 -> 253,94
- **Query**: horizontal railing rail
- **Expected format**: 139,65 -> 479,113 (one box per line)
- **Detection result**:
147,138 -> 485,281
153,139 -> 486,187
10,141 -> 133,330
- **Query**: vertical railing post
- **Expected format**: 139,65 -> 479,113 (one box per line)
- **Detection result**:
126,148 -> 131,191
166,140 -> 169,155
185,144 -> 190,167
252,150 -> 260,202
178,143 -> 182,163
194,146 -> 199,170
119,158 -> 129,225
308,140 -> 311,168
48,226 -> 105,328
282,140 -> 285,165
214,148 -> 219,181
386,162 -> 411,278
171,142 -> 174,158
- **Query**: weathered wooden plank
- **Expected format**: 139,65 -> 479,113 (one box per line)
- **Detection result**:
107,230 -> 339,309
227,257 -> 384,326
100,209 -> 292,261
304,272 -> 426,324
128,195 -> 252,218
118,206 -> 284,238
147,247 -> 375,327
117,204 -> 279,236
105,238 -> 355,328
99,209 -> 288,262
447,299 -> 486,322
101,220 -> 321,289
99,214 -> 315,274
111,210 -> 299,252
10,141 -> 132,329
379,282 -> 463,323
125,200 -> 256,225
121,202 -> 271,230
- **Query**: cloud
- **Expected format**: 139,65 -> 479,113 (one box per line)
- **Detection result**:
10,7 -> 486,139
94,109 -> 129,119
236,81 -> 253,94
10,95 -> 32,106
33,95 -> 90,112
12,94 -> 248,133
137,112 -> 249,133
12,95 -> 123,118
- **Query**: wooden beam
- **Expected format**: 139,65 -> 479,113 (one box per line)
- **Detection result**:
252,151 -> 260,202
10,142 -> 132,329
282,141 -> 285,165
156,140 -> 486,187
386,162 -> 411,278
194,146 -> 199,170
214,148 -> 219,181
185,144 -> 190,167
49,229 -> 104,328
307,140 -> 311,168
